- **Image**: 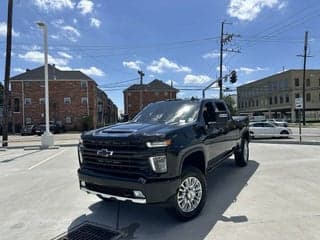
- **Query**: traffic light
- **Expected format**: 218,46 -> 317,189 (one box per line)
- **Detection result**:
230,70 -> 237,83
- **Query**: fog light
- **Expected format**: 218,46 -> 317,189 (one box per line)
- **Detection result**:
149,155 -> 167,173
133,190 -> 145,198
80,181 -> 86,187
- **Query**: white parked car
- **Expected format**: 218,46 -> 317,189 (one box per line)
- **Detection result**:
249,122 -> 292,138
267,119 -> 289,127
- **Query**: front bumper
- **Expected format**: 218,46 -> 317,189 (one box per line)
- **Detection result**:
78,168 -> 180,204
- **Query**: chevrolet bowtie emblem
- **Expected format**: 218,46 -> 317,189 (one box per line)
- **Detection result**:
97,149 -> 114,157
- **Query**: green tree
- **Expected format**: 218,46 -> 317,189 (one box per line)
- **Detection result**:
0,82 -> 3,106
223,95 -> 237,115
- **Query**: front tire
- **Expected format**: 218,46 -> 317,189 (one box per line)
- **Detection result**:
280,130 -> 289,138
170,167 -> 207,221
235,138 -> 249,167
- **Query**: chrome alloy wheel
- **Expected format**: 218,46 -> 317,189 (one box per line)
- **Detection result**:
177,177 -> 202,213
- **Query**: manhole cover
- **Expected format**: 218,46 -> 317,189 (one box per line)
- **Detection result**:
52,222 -> 123,240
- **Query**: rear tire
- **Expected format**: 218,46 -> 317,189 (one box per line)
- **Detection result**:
235,138 -> 249,167
170,167 -> 207,221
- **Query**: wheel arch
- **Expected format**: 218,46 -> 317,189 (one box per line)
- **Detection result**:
180,148 -> 207,175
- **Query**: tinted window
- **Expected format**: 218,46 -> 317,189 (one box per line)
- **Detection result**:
215,102 -> 227,111
264,123 -> 274,128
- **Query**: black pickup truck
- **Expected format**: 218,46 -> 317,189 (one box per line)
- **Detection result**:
78,99 -> 249,220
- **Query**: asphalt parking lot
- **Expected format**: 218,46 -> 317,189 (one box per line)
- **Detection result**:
0,143 -> 319,240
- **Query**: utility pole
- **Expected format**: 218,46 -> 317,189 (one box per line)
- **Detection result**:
2,0 -> 13,147
137,70 -> 145,110
297,31 -> 311,126
219,21 -> 240,99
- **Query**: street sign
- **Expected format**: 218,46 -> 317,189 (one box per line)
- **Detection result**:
295,97 -> 303,109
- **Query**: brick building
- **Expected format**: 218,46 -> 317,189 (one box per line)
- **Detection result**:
9,65 -> 118,132
123,79 -> 179,119
97,88 -> 118,127
237,69 -> 320,122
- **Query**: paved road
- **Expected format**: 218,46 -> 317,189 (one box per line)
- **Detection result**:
0,143 -> 319,240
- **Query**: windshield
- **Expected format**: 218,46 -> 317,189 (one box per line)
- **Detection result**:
132,101 -> 200,124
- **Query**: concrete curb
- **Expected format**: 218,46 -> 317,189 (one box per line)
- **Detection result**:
0,143 -> 78,150
251,140 -> 320,146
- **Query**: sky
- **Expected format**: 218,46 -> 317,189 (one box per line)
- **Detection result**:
0,0 -> 320,112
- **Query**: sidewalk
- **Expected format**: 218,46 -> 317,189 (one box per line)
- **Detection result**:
0,133 -> 81,149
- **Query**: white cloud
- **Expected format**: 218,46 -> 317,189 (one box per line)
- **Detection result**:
184,74 -> 213,84
216,65 -> 228,72
73,18 -> 78,24
203,51 -> 226,59
18,51 -> 69,66
13,68 -> 25,74
122,60 -> 143,70
55,65 -> 105,77
50,34 -> 60,40
90,18 -> 101,28
77,0 -> 94,15
236,66 -> 266,74
0,22 -> 20,37
77,67 -> 105,77
57,51 -> 73,59
227,0 -> 284,21
61,25 -> 81,42
277,1 -> 287,10
33,0 -> 75,11
147,57 -> 191,74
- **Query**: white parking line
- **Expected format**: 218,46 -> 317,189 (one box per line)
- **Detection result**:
28,149 -> 67,170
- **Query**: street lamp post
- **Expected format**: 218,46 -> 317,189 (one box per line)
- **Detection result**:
37,21 -> 54,148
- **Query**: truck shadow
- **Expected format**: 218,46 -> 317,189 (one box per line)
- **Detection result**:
68,159 -> 259,240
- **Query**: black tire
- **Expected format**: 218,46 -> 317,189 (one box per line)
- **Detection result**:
280,130 -> 289,138
235,138 -> 249,167
170,167 -> 207,221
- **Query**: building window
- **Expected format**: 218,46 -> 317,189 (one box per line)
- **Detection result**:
295,93 -> 300,99
25,117 -> 32,124
164,91 -> 168,97
295,78 -> 299,87
81,97 -> 88,104
25,97 -> 31,105
280,96 -> 283,104
13,98 -> 20,112
128,92 -> 131,97
39,98 -> 45,104
306,78 -> 310,87
269,97 -> 272,105
81,81 -> 87,88
285,95 -> 289,103
155,92 -> 159,96
306,93 -> 311,102
274,96 -> 278,104
128,103 -> 132,108
65,116 -> 72,124
256,100 -> 259,107
24,81 -> 31,87
64,97 -> 71,104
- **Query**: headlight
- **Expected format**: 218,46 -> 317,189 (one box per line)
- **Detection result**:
149,155 -> 167,173
79,138 -> 83,145
146,139 -> 171,148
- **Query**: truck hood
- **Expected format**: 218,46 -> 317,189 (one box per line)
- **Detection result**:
85,122 -> 186,139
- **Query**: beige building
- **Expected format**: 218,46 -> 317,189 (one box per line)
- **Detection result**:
237,70 -> 320,122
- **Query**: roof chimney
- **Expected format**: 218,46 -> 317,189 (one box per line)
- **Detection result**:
26,69 -> 30,72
